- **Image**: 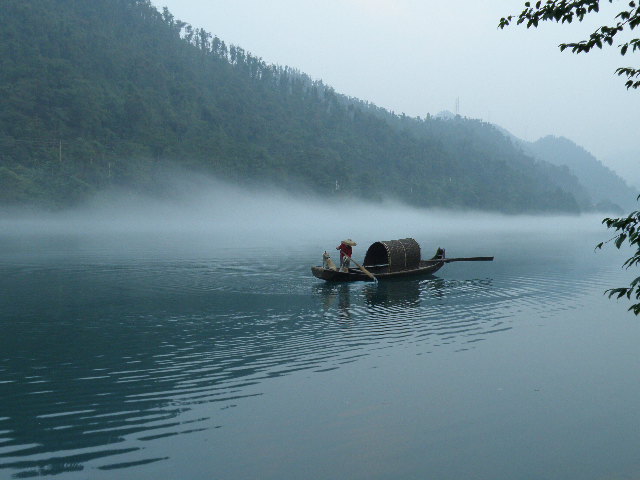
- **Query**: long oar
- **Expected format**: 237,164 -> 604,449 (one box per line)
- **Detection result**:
345,254 -> 377,282
427,256 -> 494,263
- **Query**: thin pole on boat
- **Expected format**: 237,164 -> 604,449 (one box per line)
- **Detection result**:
426,256 -> 494,263
345,255 -> 377,282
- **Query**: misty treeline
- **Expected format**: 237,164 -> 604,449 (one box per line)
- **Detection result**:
0,0 -> 633,212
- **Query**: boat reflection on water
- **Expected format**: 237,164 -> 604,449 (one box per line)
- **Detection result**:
314,275 -> 496,327
316,283 -> 353,321
362,278 -> 422,308
313,274 -> 505,357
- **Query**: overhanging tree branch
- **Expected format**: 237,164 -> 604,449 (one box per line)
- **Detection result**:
500,0 -> 640,89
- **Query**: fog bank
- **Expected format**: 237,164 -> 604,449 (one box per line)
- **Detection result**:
0,174 -> 614,250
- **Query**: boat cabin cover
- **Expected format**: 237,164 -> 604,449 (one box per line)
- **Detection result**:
363,238 -> 421,273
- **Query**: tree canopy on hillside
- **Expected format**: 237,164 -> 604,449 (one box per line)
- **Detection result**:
0,0 -> 613,214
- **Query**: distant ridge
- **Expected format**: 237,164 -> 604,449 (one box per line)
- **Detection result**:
525,136 -> 637,211
478,122 -> 636,212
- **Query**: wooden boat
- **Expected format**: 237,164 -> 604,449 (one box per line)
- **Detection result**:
311,238 -> 493,282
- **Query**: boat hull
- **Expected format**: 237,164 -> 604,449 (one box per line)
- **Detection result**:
311,260 -> 445,282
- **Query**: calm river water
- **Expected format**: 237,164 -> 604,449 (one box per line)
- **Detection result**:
1,212 -> 639,480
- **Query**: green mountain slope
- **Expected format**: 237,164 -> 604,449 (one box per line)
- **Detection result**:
1,0 -> 582,213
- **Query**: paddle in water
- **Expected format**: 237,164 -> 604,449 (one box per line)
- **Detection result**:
345,254 -> 377,282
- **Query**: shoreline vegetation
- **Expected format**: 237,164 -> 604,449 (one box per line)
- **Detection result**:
1,0 -> 635,213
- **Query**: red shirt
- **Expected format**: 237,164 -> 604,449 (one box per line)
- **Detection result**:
336,243 -> 352,259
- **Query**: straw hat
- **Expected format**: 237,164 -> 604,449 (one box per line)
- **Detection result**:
341,239 -> 357,246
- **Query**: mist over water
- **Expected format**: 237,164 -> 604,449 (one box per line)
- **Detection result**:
2,173 -> 638,480
0,172 -> 615,251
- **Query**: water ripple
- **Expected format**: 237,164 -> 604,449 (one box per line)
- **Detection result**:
0,245 -> 626,478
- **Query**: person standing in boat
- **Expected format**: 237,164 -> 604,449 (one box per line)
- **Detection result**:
336,239 -> 356,272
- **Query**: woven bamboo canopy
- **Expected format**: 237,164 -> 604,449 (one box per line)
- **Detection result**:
363,238 -> 421,273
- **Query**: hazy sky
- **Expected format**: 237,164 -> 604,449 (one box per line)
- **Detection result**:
157,0 -> 639,183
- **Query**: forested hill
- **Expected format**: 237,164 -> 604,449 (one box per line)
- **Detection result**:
0,0 -> 591,213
